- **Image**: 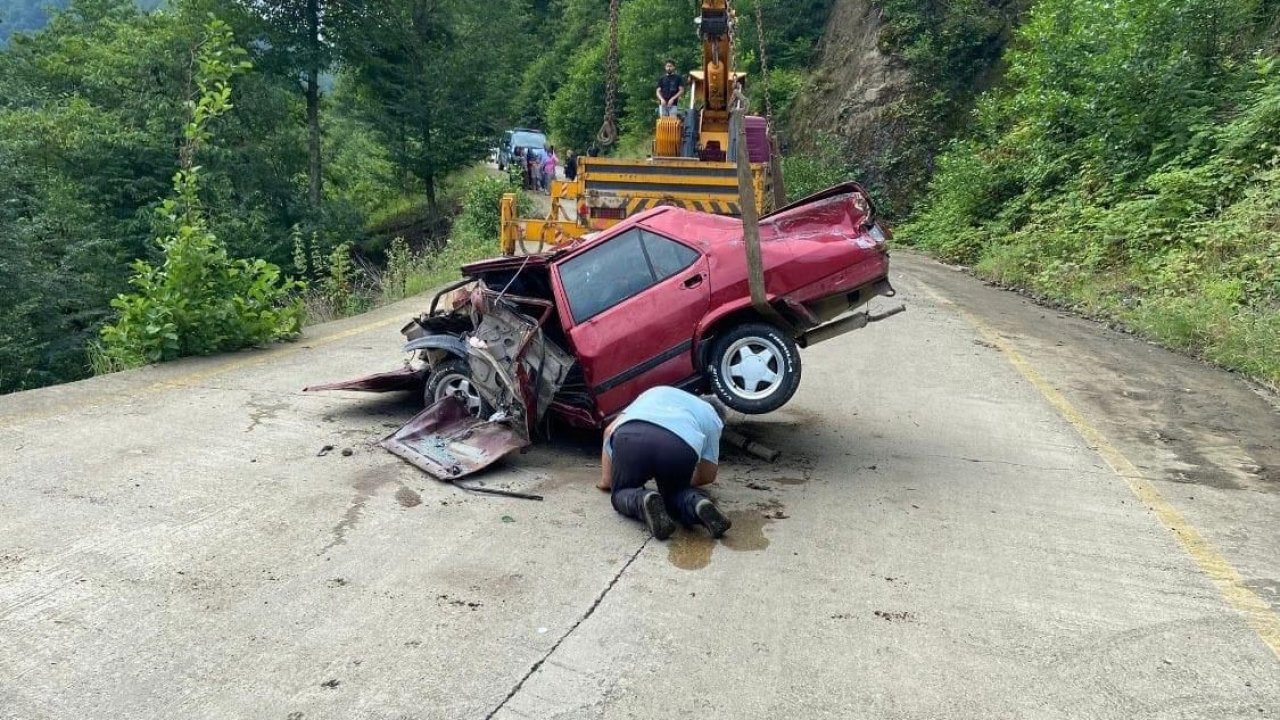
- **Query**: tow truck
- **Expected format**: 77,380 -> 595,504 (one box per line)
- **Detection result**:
499,0 -> 786,255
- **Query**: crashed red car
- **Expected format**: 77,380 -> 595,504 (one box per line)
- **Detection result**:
307,182 -> 902,478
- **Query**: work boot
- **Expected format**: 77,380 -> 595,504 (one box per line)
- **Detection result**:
641,490 -> 676,540
695,498 -> 732,539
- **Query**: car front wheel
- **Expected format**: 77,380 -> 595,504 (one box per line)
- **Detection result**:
706,322 -> 802,414
425,359 -> 487,416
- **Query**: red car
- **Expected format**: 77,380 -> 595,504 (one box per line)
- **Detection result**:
308,182 -> 902,478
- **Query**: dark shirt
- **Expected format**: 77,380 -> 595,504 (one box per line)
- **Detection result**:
657,72 -> 685,101
565,155 -> 578,180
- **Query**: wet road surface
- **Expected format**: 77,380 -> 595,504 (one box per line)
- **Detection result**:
1,251 -> 1277,719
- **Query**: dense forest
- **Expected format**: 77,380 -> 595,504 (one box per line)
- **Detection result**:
1,0 -> 1277,393
0,0 -> 833,393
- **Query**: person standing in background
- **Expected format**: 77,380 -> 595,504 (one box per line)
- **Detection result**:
542,146 -> 559,192
527,146 -> 543,193
656,59 -> 685,117
565,150 -> 579,181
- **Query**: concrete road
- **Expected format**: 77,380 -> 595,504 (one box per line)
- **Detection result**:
2,252 -> 1277,719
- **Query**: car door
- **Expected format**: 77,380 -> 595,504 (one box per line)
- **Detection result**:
553,226 -> 710,418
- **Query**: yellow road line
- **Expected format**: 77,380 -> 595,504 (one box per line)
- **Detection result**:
0,312 -> 407,430
917,280 -> 1280,660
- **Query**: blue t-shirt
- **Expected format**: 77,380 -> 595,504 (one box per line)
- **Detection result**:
609,386 -> 723,464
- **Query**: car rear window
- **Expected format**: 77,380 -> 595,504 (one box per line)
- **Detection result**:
559,229 -> 700,323
645,231 -> 699,279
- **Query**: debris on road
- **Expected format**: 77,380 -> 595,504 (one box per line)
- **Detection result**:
455,481 -> 543,501
873,610 -> 915,622
722,428 -> 780,462
316,444 -> 334,457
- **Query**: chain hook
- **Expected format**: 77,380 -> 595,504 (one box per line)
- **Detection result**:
596,0 -> 622,148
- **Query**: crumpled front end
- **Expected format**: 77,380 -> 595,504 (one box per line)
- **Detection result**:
382,290 -> 576,480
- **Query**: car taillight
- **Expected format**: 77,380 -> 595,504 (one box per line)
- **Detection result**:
868,223 -> 890,252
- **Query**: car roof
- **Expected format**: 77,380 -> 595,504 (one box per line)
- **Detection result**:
462,189 -> 864,278
634,206 -> 742,248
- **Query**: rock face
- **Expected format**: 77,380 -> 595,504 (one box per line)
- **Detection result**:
786,0 -> 911,194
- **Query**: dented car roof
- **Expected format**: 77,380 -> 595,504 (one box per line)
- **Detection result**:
460,181 -> 874,276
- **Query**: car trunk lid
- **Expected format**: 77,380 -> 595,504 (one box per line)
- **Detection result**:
381,396 -> 528,479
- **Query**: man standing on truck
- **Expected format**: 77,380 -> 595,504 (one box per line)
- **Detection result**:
656,59 -> 685,117
598,386 -> 731,540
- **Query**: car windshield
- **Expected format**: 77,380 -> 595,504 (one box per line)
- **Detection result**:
511,131 -> 546,149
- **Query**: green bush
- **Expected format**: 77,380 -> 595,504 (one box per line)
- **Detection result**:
781,136 -> 866,203
453,174 -> 520,240
96,18 -> 302,370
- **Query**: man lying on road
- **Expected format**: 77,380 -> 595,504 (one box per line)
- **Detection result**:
597,386 -> 732,540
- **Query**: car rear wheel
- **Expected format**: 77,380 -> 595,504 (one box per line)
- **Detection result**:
706,322 -> 802,414
425,359 -> 487,416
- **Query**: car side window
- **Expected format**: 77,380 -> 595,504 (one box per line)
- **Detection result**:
559,229 -> 654,322
559,228 -> 700,323
642,230 -> 699,280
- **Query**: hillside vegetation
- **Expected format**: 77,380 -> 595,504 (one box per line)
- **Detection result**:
899,0 -> 1280,384
0,0 -> 529,393
0,0 -> 837,394
787,0 -> 1026,213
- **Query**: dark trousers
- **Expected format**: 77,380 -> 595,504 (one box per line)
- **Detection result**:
610,421 -> 706,526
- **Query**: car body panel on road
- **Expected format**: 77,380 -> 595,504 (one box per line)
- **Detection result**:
382,396 -> 529,479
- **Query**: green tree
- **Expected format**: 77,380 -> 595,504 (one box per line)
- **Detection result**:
342,0 -> 526,212
546,38 -> 608,151
513,0 -> 609,134
235,0 -> 344,210
0,0 -> 185,390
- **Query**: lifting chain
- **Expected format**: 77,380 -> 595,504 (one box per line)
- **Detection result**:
596,0 -> 621,148
752,0 -> 776,127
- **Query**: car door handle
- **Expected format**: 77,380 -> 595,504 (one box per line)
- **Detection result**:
683,273 -> 704,289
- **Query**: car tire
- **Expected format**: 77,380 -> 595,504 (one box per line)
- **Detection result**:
425,358 -> 488,416
705,322 -> 802,414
